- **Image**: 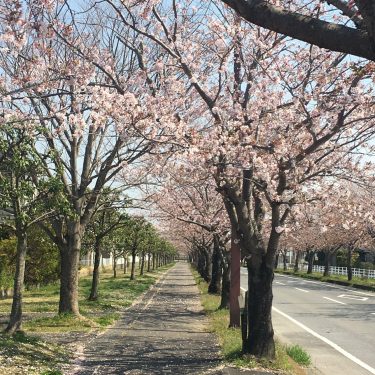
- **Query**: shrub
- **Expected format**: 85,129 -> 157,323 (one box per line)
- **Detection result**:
286,345 -> 311,366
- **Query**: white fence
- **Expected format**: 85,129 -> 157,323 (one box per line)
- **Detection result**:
312,265 -> 375,279
281,263 -> 375,279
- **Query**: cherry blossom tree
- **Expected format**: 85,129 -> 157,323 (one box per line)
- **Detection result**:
220,0 -> 375,61
104,1 -> 375,357
149,164 -> 232,308
0,0 -> 180,315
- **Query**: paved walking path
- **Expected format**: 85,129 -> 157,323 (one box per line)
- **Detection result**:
72,262 -> 223,375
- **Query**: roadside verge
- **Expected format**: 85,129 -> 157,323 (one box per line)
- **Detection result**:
191,267 -> 310,375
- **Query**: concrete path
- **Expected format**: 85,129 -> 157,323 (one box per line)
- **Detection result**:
72,263 -> 223,375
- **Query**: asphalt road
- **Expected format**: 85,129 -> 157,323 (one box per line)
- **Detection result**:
240,268 -> 375,375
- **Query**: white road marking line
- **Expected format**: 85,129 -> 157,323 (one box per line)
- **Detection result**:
371,313 -> 375,315
323,297 -> 347,305
275,281 -> 286,285
295,288 -> 309,293
338,294 -> 368,301
276,274 -> 374,297
273,306 -> 375,375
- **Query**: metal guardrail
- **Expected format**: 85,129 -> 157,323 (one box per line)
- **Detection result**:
280,263 -> 375,279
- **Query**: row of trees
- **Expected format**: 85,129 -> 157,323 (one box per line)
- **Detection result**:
0,126 -> 177,332
1,0 -> 375,360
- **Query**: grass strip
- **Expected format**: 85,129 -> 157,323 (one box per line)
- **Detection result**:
0,263 -> 174,374
191,267 -> 309,374
275,269 -> 375,291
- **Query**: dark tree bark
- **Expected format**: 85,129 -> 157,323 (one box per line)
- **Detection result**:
113,255 -> 117,278
219,250 -> 230,309
88,239 -> 101,301
244,254 -> 275,358
323,251 -> 331,277
140,252 -> 145,276
203,248 -> 212,283
130,249 -> 136,280
147,253 -> 151,272
347,246 -> 353,281
197,251 -> 205,278
220,0 -> 375,61
274,253 -> 279,269
229,231 -> 241,328
294,251 -> 301,272
59,222 -> 82,315
5,230 -> 27,334
283,251 -> 287,271
241,202 -> 283,358
152,252 -> 156,270
208,236 -> 222,294
307,250 -> 315,274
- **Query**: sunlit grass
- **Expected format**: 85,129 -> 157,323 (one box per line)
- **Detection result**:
0,331 -> 69,374
1,264 -> 173,332
0,263 -> 174,374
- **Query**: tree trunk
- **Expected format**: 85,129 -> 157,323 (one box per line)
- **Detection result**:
113,256 -> 117,278
208,237 -> 222,294
58,223 -> 81,315
347,246 -> 353,281
293,251 -> 301,272
130,250 -> 136,280
88,239 -> 101,301
204,250 -> 212,283
147,253 -> 151,272
220,252 -> 230,309
243,254 -> 275,358
229,231 -> 241,328
140,252 -> 145,276
5,230 -> 27,334
274,253 -> 279,269
283,252 -> 287,271
307,250 -> 314,274
152,252 -> 156,270
124,256 -> 127,274
242,204 -> 282,359
323,251 -> 331,277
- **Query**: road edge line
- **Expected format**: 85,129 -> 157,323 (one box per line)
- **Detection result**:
272,306 -> 375,375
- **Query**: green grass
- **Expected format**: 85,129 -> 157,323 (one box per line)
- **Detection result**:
286,345 -> 311,366
0,263 -> 174,374
0,264 -> 174,333
275,269 -> 375,289
0,332 -> 69,375
192,268 -> 308,374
